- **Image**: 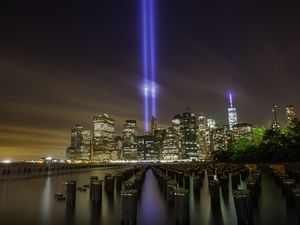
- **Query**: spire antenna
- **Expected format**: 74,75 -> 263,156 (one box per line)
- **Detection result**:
229,93 -> 233,108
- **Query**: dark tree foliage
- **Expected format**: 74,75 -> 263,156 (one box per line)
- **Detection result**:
214,118 -> 300,163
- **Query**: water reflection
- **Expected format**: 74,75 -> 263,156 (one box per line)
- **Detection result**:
0,168 -> 300,225
137,169 -> 169,225
65,204 -> 75,225
40,177 -> 52,225
90,204 -> 101,225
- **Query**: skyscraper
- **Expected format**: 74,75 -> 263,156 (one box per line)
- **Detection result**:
286,105 -> 296,124
197,113 -> 208,154
212,127 -> 228,151
93,114 -> 115,161
232,123 -> 253,141
161,127 -> 181,160
207,118 -> 217,130
228,93 -> 238,130
122,120 -> 138,160
151,116 -> 157,134
172,115 -> 181,135
66,124 -> 91,160
206,118 -> 217,152
154,127 -> 166,159
81,130 -> 92,160
114,136 -> 123,160
71,124 -> 83,151
137,134 -> 157,160
180,108 -> 198,160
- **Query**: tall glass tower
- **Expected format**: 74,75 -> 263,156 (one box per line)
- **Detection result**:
228,93 -> 237,130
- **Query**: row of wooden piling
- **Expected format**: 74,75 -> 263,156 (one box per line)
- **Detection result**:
151,163 -> 263,225
63,166 -> 147,225
270,164 -> 300,215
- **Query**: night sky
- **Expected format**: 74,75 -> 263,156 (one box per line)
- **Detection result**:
1,1 -> 300,160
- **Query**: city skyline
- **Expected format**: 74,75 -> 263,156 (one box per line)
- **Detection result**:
1,1 -> 300,160
0,90 -> 297,161
63,101 -> 297,162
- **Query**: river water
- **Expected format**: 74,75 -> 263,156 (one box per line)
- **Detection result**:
0,167 -> 299,225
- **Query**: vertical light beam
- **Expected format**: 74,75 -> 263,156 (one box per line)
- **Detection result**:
143,0 -> 149,131
142,0 -> 157,131
149,0 -> 156,117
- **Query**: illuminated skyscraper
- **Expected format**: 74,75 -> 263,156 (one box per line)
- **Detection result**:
161,127 -> 181,160
115,136 -> 123,160
151,116 -> 157,134
66,124 -> 91,160
81,130 -> 92,160
180,108 -> 198,160
154,127 -> 166,159
206,118 -> 217,152
172,115 -> 181,135
71,124 -> 83,150
197,113 -> 208,154
286,105 -> 296,124
93,114 -> 115,161
232,123 -> 253,141
212,126 -> 228,151
122,120 -> 138,160
137,134 -> 158,160
228,93 -> 238,130
207,118 -> 217,129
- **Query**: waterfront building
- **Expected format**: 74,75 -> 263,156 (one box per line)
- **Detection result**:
161,127 -> 181,160
228,93 -> 238,130
80,130 -> 92,160
172,114 -> 181,135
207,118 -> 217,130
206,118 -> 217,153
137,134 -> 158,160
212,127 -> 228,151
66,124 -> 91,160
122,120 -> 138,160
66,125 -> 91,160
154,127 -> 167,159
66,147 -> 76,160
197,113 -> 208,154
232,123 -> 253,141
115,136 -> 122,160
93,114 -> 116,161
151,117 -> 157,135
180,108 -> 198,160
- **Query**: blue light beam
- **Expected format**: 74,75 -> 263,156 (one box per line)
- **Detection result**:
142,0 -> 149,131
142,0 -> 157,131
149,0 -> 156,117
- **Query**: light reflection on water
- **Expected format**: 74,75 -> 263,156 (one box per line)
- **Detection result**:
40,177 -> 51,225
0,167 -> 299,225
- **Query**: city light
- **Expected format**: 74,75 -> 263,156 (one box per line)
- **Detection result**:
45,157 -> 52,161
228,92 -> 238,130
2,160 -> 11,164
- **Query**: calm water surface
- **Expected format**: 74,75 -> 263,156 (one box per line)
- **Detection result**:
0,167 -> 299,225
